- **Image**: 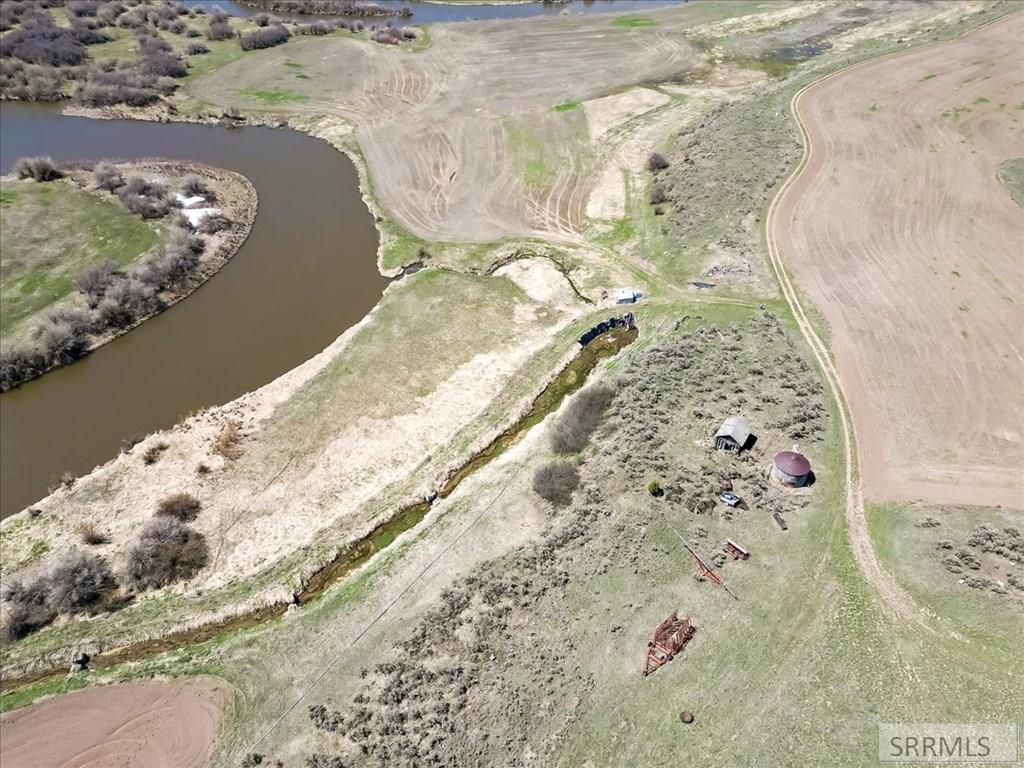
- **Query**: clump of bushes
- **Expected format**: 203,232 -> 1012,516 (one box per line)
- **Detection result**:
306,756 -> 346,768
1,549 -> 114,640
207,18 -> 233,41
137,33 -> 186,78
76,67 -> 164,107
646,152 -> 669,172
0,19 -> 87,67
185,41 -> 209,55
0,59 -> 65,101
213,420 -> 242,459
71,30 -> 186,108
31,310 -> 91,366
96,277 -> 163,329
198,213 -> 230,234
370,24 -> 416,46
244,1 -> 409,17
239,24 -> 290,51
75,259 -> 121,307
649,183 -> 668,205
116,174 -> 170,218
181,173 -> 213,199
122,516 -> 208,591
0,350 -> 44,392
14,155 -> 62,181
295,21 -> 332,37
77,521 -> 109,545
550,383 -> 615,454
532,462 -> 580,507
92,160 -> 125,191
142,440 -> 169,465
68,1 -> 100,18
156,492 -> 202,522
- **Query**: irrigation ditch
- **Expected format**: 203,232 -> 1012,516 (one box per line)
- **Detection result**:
1,322 -> 637,695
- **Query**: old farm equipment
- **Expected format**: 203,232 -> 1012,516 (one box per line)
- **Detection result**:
643,611 -> 697,676
671,527 -> 739,600
724,539 -> 750,560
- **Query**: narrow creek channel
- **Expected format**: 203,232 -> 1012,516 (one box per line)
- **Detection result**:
1,324 -> 636,692
0,103 -> 386,517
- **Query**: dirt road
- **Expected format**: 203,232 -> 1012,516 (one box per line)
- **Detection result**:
771,13 -> 1024,509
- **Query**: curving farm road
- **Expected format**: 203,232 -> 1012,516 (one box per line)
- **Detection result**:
766,11 -> 1024,623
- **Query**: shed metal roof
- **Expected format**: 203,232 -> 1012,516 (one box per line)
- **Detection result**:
715,415 -> 751,444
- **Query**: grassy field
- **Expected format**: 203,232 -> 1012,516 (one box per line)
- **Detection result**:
8,300 -> 1011,767
0,180 -> 160,341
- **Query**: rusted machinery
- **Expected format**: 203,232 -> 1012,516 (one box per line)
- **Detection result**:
671,529 -> 739,600
724,539 -> 750,560
643,611 -> 697,676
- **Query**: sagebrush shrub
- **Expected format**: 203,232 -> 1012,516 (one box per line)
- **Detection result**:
550,383 -> 615,454
14,155 -> 61,181
122,516 -> 208,591
532,462 -> 579,507
156,492 -> 202,522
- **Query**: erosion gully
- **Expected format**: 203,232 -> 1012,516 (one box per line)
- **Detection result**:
1,324 -> 636,693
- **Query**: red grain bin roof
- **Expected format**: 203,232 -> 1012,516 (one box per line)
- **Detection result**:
773,450 -> 811,476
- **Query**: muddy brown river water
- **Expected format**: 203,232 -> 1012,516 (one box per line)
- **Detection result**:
0,103 -> 385,517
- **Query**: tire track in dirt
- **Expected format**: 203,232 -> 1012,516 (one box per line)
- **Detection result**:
765,12 -> 1024,626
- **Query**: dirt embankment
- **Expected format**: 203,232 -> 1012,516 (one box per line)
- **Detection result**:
0,677 -> 230,768
771,12 -> 1024,508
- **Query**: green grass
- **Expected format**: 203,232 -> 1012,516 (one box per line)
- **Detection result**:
730,54 -> 799,79
995,157 -> 1024,206
611,14 -> 659,28
502,111 -> 590,191
552,100 -> 580,112
868,502 -> 1024,650
0,180 -> 160,340
239,88 -> 308,105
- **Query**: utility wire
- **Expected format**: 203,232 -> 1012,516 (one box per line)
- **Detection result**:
239,458 -> 528,762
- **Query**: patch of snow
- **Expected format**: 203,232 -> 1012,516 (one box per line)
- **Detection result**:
182,207 -> 221,228
175,193 -> 206,208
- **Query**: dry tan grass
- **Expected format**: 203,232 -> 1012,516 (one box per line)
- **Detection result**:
212,420 -> 243,461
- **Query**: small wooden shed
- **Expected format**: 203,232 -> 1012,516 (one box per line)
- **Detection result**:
714,416 -> 752,453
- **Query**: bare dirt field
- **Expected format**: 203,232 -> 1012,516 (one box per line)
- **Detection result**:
188,8 -> 704,244
0,677 -> 228,768
772,13 -> 1024,508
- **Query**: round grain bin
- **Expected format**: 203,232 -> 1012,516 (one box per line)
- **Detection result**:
772,450 -> 811,487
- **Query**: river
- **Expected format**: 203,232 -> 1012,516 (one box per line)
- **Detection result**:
206,0 -> 681,25
0,0 -> 680,517
0,103 -> 384,517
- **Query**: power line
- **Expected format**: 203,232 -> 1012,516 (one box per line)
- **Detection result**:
239,458 -> 528,762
